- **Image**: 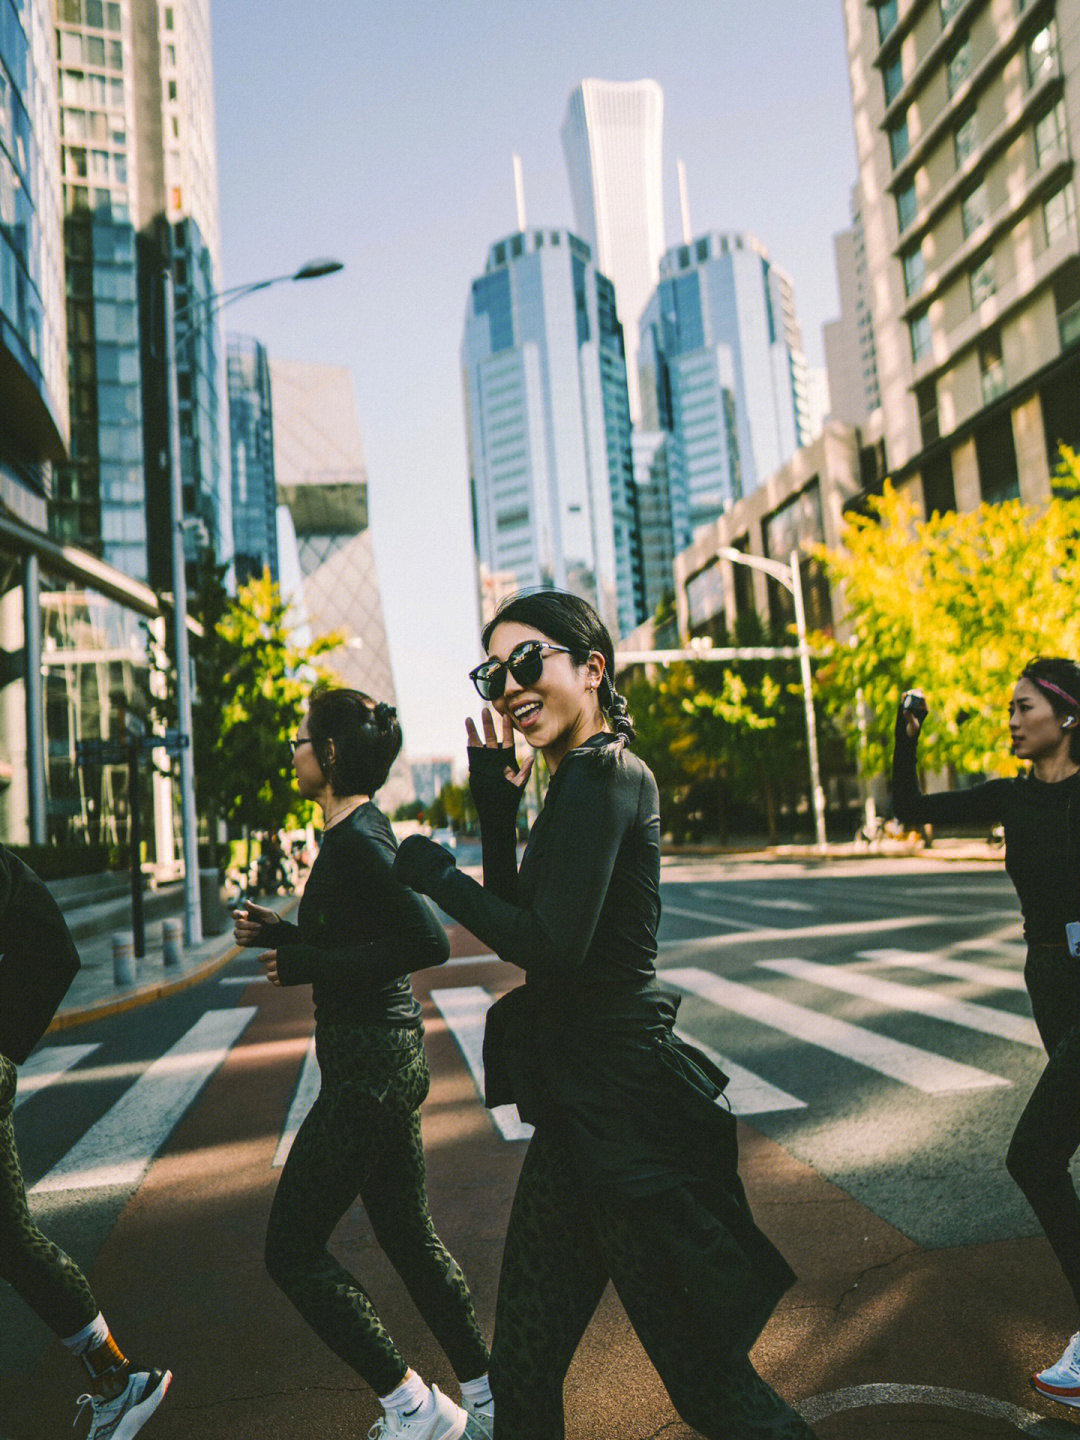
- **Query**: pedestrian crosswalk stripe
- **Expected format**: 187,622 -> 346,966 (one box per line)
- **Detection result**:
15,1044 -> 100,1109
273,1037 -> 320,1167
760,957 -> 1040,1048
430,987 -> 533,1142
664,967 -> 1008,1094
32,1008 -> 257,1194
671,1028 -> 805,1116
857,948 -> 1027,992
658,913 -> 959,951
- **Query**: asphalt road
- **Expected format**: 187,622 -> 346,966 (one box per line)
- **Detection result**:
4,854 -> 1080,1440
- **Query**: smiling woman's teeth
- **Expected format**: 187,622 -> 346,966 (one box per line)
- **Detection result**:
514,702 -> 541,721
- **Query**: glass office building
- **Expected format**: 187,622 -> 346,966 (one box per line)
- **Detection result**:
639,231 -> 811,547
227,333 -> 278,584
463,228 -> 644,638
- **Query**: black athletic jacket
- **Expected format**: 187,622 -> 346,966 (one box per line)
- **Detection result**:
0,847 -> 80,1064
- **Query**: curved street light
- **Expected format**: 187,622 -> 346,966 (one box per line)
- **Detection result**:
163,255 -> 343,945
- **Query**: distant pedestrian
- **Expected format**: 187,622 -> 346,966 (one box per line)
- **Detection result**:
233,689 -> 492,1440
0,847 -> 170,1438
394,590 -> 817,1440
893,659 -> 1080,1409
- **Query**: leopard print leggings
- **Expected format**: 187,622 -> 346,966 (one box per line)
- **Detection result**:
489,1125 -> 817,1440
264,1022 -> 490,1397
0,1054 -> 98,1338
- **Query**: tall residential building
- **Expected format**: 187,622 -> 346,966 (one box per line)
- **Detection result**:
53,0 -> 228,589
462,228 -> 644,638
227,334 -> 278,584
823,183 -> 882,428
638,231 -> 812,548
561,78 -> 665,421
842,0 -> 1080,517
270,358 -> 410,808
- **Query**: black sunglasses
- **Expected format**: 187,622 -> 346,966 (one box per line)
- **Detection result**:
288,735 -> 313,757
469,641 -> 572,701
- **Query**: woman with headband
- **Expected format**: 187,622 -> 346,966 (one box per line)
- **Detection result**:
233,689 -> 491,1440
395,590 -> 816,1440
893,657 -> 1080,1408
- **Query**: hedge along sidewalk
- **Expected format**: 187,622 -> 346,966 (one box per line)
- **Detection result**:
48,892 -> 299,1030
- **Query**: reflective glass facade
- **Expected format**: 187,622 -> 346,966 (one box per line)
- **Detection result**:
463,228 -> 644,637
227,332 -> 278,584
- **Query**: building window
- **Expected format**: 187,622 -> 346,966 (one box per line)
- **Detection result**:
910,309 -> 932,362
896,180 -> 918,232
979,331 -> 1006,403
889,114 -> 911,166
970,252 -> 996,308
916,378 -> 940,446
922,452 -> 956,514
1045,181 -> 1077,246
884,55 -> 904,105
1035,102 -> 1069,168
961,179 -> 989,237
947,35 -> 973,96
941,0 -> 965,22
1027,22 -> 1058,87
902,244 -> 926,297
976,412 -> 1020,502
1053,266 -> 1080,349
954,110 -> 979,166
876,0 -> 899,43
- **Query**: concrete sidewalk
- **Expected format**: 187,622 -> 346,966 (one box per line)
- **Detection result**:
46,880 -> 297,1032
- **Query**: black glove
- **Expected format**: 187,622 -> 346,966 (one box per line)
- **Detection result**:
468,744 -> 527,825
896,690 -> 927,742
394,835 -> 457,895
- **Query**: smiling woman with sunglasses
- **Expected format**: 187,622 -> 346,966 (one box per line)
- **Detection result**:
232,689 -> 492,1440
395,591 -> 816,1440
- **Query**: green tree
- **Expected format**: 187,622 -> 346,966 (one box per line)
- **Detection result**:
813,454 -> 1080,781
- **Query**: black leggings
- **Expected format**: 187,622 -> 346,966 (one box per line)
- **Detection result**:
1007,945 -> 1080,1311
264,1022 -> 490,1397
489,1125 -> 815,1440
0,1055 -> 98,1337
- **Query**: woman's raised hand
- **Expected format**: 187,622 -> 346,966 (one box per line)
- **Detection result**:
900,689 -> 929,739
466,708 -> 534,788
232,899 -> 279,947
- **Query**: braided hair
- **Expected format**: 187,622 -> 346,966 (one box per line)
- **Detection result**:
305,688 -> 402,795
481,589 -> 636,742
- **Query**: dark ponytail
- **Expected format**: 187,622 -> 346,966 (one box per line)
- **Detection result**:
599,675 -> 636,742
306,688 -> 403,795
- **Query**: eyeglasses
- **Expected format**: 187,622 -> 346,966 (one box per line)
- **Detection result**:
469,641 -> 572,702
288,736 -> 312,757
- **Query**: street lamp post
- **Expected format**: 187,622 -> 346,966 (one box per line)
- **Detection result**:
162,256 -> 343,946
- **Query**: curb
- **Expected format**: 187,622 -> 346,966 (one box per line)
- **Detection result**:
47,941 -> 242,1032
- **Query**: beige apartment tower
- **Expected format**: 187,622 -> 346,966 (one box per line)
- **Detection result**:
843,0 -> 1080,515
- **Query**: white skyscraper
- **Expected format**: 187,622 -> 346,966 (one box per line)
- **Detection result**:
561,78 -> 665,422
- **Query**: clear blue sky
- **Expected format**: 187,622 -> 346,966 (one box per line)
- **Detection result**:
210,1 -> 857,764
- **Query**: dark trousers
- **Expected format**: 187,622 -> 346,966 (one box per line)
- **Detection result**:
0,1055 -> 98,1337
489,1125 -> 816,1440
264,1023 -> 490,1397
1007,945 -> 1080,1311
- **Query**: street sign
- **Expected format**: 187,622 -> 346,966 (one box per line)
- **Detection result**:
75,738 -> 129,766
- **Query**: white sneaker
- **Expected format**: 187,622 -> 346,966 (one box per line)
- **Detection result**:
368,1385 -> 468,1440
74,1369 -> 171,1439
1032,1331 -> 1080,1406
462,1398 -> 494,1439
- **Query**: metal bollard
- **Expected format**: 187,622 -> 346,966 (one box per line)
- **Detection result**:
162,917 -> 183,968
111,932 -> 136,987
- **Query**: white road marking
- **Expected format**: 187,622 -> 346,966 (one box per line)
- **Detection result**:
658,912 -> 972,950
32,1008 -> 257,1193
273,1036 -> 320,1167
430,987 -> 533,1141
444,952 -> 502,967
15,1045 -> 100,1108
672,1028 -> 805,1116
800,1382 -> 1078,1435
662,905 -> 759,931
218,975 -> 263,985
858,947 -> 1027,992
665,967 -> 1008,1094
760,956 -> 1040,1047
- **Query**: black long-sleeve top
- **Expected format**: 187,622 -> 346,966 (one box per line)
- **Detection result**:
268,803 -> 449,1028
892,722 -> 1080,944
0,847 -> 81,1065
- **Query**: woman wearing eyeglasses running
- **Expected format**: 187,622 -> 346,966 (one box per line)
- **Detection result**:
233,689 -> 492,1440
893,658 -> 1080,1410
394,591 -> 816,1440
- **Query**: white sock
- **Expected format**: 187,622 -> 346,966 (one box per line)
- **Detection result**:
459,1374 -> 492,1410
60,1312 -> 109,1356
380,1369 -> 431,1417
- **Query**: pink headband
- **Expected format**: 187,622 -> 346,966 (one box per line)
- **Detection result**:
1030,676 -> 1079,709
